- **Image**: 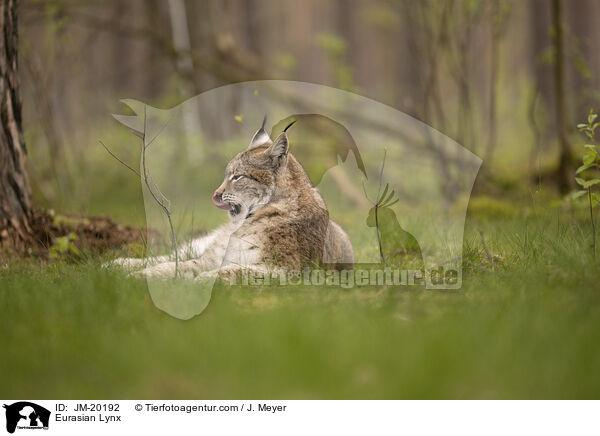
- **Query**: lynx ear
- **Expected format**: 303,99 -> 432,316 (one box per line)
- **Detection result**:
265,132 -> 289,165
248,115 -> 272,150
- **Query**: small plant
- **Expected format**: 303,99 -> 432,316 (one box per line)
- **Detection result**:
49,233 -> 81,261
574,109 -> 600,257
361,148 -> 398,264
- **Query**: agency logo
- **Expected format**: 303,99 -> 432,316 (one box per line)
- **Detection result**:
3,402 -> 50,434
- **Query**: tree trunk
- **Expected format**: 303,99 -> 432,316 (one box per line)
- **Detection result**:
167,0 -> 200,136
0,0 -> 33,251
485,0 -> 500,164
551,0 -> 574,193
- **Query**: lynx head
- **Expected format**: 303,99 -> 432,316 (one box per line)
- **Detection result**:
211,119 -> 293,219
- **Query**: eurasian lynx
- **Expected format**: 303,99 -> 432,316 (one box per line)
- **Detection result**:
113,120 -> 354,281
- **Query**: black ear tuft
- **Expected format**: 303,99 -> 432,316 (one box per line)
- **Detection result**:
283,119 -> 296,132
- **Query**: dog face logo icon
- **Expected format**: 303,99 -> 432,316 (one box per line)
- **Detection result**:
3,402 -> 50,433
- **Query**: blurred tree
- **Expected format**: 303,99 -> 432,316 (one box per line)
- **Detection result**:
551,0 -> 574,193
167,0 -> 200,135
527,0 -> 554,185
0,0 -> 33,251
485,0 -> 510,163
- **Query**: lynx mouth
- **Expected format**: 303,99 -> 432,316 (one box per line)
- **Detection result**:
212,196 -> 242,217
212,193 -> 232,211
212,199 -> 232,211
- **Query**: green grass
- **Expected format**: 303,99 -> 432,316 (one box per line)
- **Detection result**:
1,209 -> 600,399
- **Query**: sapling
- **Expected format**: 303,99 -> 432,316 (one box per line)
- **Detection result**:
361,148 -> 399,264
573,109 -> 600,257
100,105 -> 179,277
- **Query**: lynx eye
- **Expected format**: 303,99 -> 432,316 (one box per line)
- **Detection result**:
231,174 -> 245,181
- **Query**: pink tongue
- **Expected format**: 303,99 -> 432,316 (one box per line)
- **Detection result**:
212,193 -> 231,210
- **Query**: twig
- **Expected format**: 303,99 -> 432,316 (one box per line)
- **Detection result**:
98,140 -> 140,177
376,148 -> 387,204
140,105 -> 179,277
589,187 -> 596,259
374,205 -> 384,264
145,113 -> 174,150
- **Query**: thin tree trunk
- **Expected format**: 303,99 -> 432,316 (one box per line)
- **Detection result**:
0,0 -> 33,251
485,0 -> 499,164
167,0 -> 200,135
551,0 -> 574,193
23,53 -> 66,202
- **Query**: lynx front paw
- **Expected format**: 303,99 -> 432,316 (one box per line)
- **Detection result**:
103,257 -> 147,270
192,266 -> 243,285
134,262 -> 177,279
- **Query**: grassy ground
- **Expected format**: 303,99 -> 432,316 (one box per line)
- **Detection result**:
1,205 -> 600,399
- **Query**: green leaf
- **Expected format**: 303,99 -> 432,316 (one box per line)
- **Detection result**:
581,179 -> 600,189
583,150 -> 597,165
588,112 -> 598,125
378,183 -> 389,204
577,123 -> 587,129
576,163 -> 593,174
383,189 -> 395,205
384,198 -> 399,208
569,190 -> 587,200
576,177 -> 587,187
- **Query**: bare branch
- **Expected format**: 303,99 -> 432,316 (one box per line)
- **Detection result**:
99,140 -> 140,177
99,106 -> 179,278
146,114 -> 174,150
376,148 -> 387,203
361,178 -> 374,205
140,105 -> 179,277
